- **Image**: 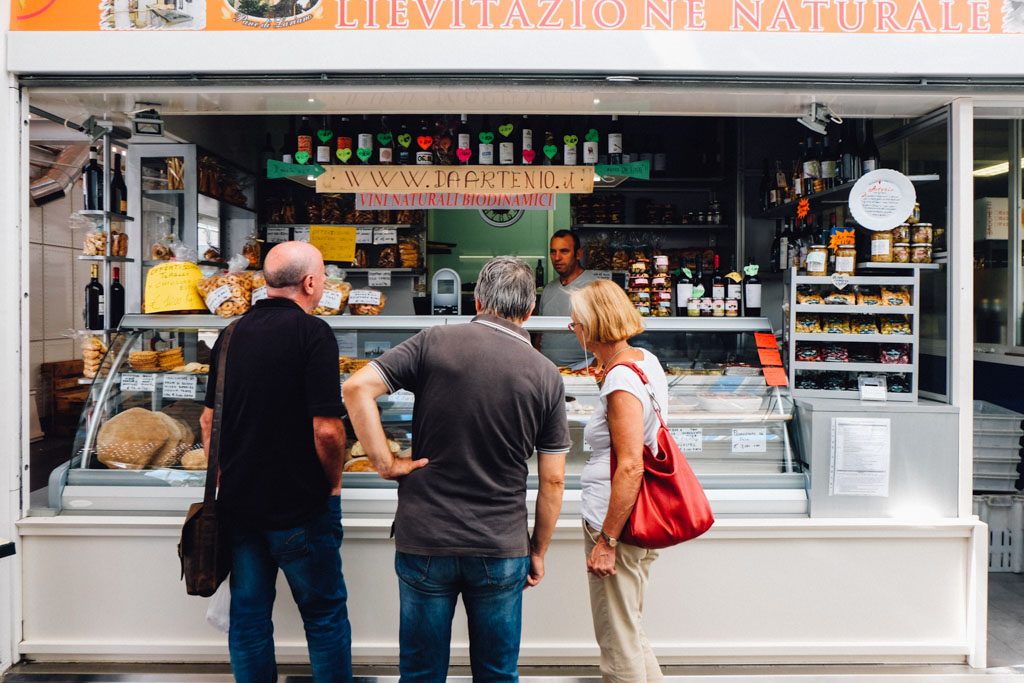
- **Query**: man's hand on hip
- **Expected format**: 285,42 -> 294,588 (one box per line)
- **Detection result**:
378,456 -> 429,480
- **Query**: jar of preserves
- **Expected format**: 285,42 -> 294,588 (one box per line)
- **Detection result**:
911,223 -> 933,244
910,244 -> 932,264
892,223 -> 910,242
687,298 -> 700,317
869,230 -> 894,262
806,245 -> 829,276
725,299 -> 739,317
892,242 -> 911,263
700,297 -> 713,316
712,298 -> 725,317
834,245 -> 857,275
907,203 -> 921,224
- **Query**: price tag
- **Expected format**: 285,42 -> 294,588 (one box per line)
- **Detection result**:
389,389 -> 416,409
671,427 -> 703,453
120,373 -> 156,392
364,341 -> 391,357
318,289 -> 343,311
591,270 -> 613,281
266,226 -> 290,243
757,348 -> 783,367
337,332 -> 358,357
754,332 -> 776,349
163,374 -> 198,400
374,227 -> 398,245
368,270 -> 392,287
858,376 -> 888,402
831,274 -> 850,290
293,226 -> 310,242
355,227 -> 374,244
732,427 -> 767,453
251,286 -> 268,305
204,285 -> 232,313
349,289 -> 382,306
310,225 -> 357,263
762,366 -> 789,387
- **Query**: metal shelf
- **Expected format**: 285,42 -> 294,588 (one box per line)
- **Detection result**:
571,224 -> 730,230
78,255 -> 135,263
791,388 -> 916,402
791,333 -> 913,343
855,262 -> 942,271
791,275 -> 917,286
793,305 -> 914,315
261,223 -> 424,230
333,268 -> 423,275
791,361 -> 913,372
78,210 -> 134,223
760,174 -> 940,220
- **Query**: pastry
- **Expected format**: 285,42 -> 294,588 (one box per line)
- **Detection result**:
180,448 -> 207,470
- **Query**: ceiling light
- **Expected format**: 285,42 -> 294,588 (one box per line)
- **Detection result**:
797,103 -> 841,136
593,98 -> 601,105
307,98 -> 315,103
974,158 -> 1024,178
606,76 -> 639,83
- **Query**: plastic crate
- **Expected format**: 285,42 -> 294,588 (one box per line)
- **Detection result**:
974,400 -> 1024,433
974,475 -> 1021,493
974,494 -> 1024,572
974,430 -> 1024,449
975,459 -> 1022,477
974,445 -> 1024,462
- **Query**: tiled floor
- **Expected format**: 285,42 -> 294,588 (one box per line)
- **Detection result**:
989,573 -> 1024,668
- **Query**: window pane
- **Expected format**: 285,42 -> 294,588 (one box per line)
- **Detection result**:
973,120 -> 1012,345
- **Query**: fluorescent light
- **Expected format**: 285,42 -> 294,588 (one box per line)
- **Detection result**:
307,98 -> 315,103
974,158 -> 1024,178
593,98 -> 601,105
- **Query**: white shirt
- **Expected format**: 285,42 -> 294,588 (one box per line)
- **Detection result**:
538,269 -> 600,366
580,349 -> 670,531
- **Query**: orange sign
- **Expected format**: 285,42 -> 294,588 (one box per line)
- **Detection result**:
10,0 -> 1012,32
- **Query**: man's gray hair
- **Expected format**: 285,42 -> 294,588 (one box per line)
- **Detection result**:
265,250 -> 317,288
474,256 -> 536,321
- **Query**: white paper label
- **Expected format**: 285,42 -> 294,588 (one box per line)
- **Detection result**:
583,142 -> 598,164
499,142 -> 515,165
251,286 -> 268,305
608,133 -> 623,154
355,227 -> 374,244
163,374 -> 197,400
592,270 -> 614,281
368,270 -> 392,287
318,289 -> 343,310
120,373 -> 156,392
522,129 -> 533,149
835,257 -> 855,274
731,428 -> 767,453
293,226 -> 310,242
829,273 -> 850,290
349,290 -> 382,306
316,146 -> 331,164
870,238 -> 891,256
563,147 -> 577,165
829,417 -> 891,496
266,226 -> 290,243
337,332 -> 357,357
379,148 -> 393,164
458,133 -> 470,149
364,341 -> 391,356
806,251 -> 827,272
671,427 -> 703,453
205,285 -> 232,313
479,144 -> 494,164
727,283 -> 742,300
744,283 -> 762,308
358,133 -> 373,150
374,227 -> 398,245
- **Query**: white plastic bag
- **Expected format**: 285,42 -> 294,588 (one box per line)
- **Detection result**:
205,581 -> 231,633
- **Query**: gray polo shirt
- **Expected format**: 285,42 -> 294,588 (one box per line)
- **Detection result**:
538,269 -> 600,366
370,314 -> 571,558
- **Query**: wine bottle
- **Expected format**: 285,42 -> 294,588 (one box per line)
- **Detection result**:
820,135 -> 838,190
675,267 -> 693,316
478,116 -> 494,166
82,147 -> 104,211
607,114 -> 623,165
315,116 -> 333,166
415,118 -> 434,166
333,117 -> 351,164
693,260 -> 706,296
110,152 -> 128,215
260,132 -> 277,173
456,114 -> 471,164
582,116 -> 598,165
498,115 -> 516,166
710,254 -> 725,299
759,158 -> 772,212
296,116 -> 313,164
433,116 -> 455,165
777,219 -> 790,273
563,118 -> 578,166
743,260 -> 762,317
396,119 -> 412,165
281,116 -> 296,164
521,115 -> 534,165
726,257 -> 742,302
774,160 -> 788,204
85,263 -> 104,331
109,266 -> 125,329
861,120 -> 880,174
357,115 -> 374,164
535,259 -> 545,288
542,117 -> 560,166
377,116 -> 394,165
839,120 -> 861,182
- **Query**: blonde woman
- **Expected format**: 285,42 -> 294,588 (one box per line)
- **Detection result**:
570,279 -> 669,683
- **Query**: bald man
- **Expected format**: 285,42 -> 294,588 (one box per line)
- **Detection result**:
201,241 -> 353,683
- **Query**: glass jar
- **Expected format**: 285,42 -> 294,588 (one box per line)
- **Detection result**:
806,245 -> 829,276
834,245 -> 857,275
869,230 -> 894,262
725,299 -> 739,317
907,203 -> 921,224
687,298 -> 700,317
892,242 -> 911,263
911,223 -> 933,244
712,298 -> 725,317
910,244 -> 932,264
892,223 -> 910,242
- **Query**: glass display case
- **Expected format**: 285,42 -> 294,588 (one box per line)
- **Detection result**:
48,315 -> 806,517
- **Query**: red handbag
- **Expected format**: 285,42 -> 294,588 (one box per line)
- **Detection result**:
608,361 -> 714,549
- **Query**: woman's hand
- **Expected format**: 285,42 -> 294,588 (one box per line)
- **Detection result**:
587,537 -> 617,577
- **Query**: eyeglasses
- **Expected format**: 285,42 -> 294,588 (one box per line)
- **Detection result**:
568,321 -> 579,332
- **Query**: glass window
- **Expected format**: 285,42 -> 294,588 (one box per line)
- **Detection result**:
973,120 -> 1013,345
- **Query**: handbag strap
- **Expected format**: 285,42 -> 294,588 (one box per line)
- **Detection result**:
204,320 -> 240,505
607,359 -> 669,432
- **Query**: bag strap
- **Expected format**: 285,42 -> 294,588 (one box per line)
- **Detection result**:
608,359 -> 669,432
204,320 -> 240,506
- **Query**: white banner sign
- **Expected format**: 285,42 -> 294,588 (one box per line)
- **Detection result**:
356,192 -> 556,211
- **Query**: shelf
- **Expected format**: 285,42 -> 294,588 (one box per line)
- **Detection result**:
77,255 -> 135,263
572,224 -> 730,230
791,333 -> 914,343
78,210 -> 134,223
142,189 -> 185,195
592,177 -> 725,192
759,174 -> 941,220
330,268 -> 423,275
263,224 -> 424,230
793,305 -> 914,314
856,262 -> 942,271
791,361 -> 913,372
791,275 -> 917,286
198,191 -> 255,213
792,388 -> 916,402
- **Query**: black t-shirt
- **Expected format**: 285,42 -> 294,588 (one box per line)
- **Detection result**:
205,297 -> 343,530
370,314 -> 571,558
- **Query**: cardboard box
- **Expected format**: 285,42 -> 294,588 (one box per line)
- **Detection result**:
975,197 -> 1024,241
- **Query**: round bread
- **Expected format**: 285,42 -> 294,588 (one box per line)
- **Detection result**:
180,448 -> 207,470
344,457 -> 377,473
149,412 -> 189,468
97,407 -> 173,470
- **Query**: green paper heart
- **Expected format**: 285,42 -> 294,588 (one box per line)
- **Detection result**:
295,151 -> 310,165
563,134 -> 579,146
584,128 -> 599,143
543,144 -> 558,159
397,133 -> 412,148
337,148 -> 352,163
498,123 -> 514,138
479,131 -> 495,144
317,129 -> 333,143
377,132 -> 393,146
356,147 -> 373,162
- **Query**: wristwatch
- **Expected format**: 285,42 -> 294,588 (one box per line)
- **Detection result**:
600,530 -> 618,548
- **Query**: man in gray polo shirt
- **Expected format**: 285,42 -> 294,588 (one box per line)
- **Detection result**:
343,256 -> 569,682
539,230 -> 599,367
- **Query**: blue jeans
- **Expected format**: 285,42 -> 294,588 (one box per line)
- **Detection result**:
229,496 -> 352,683
394,552 -> 530,683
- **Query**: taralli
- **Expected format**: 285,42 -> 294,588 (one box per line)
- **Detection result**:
83,230 -> 107,256
348,290 -> 387,316
197,256 -> 253,318
312,266 -> 352,316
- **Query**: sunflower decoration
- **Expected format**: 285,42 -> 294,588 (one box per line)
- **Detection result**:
796,198 -> 810,221
828,227 -> 856,253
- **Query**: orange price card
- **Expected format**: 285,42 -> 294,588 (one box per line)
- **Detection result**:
758,348 -> 783,367
762,367 -> 789,387
754,332 -> 777,349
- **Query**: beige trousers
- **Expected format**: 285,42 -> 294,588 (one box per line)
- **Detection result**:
583,522 -> 664,683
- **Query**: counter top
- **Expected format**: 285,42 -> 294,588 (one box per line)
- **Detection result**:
795,397 -> 959,414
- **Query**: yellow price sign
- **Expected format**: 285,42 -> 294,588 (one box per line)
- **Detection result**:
309,225 -> 357,263
144,262 -> 207,314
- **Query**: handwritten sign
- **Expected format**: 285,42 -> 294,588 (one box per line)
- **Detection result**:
831,273 -> 851,290
762,366 -> 789,387
591,270 -> 614,281
849,169 -> 917,232
757,348 -> 783,367
368,270 -> 392,287
309,225 -> 357,263
349,289 -> 382,306
373,227 -> 397,245
163,374 -> 197,400
356,192 -> 556,211
267,159 -> 325,179
595,160 -> 650,180
120,373 -> 156,392
266,226 -> 290,243
732,427 -> 767,453
355,227 -> 373,244
671,427 -> 703,453
293,226 -> 310,242
317,165 -> 594,195
754,332 -> 777,349
143,262 -> 206,314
